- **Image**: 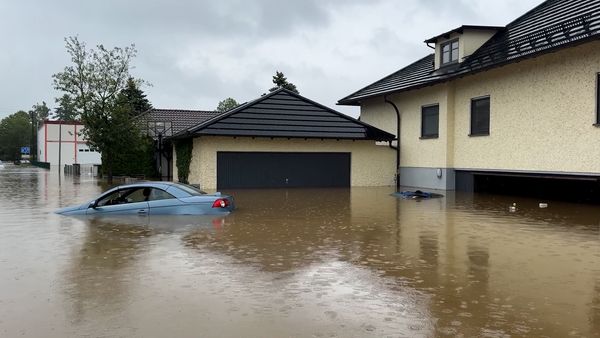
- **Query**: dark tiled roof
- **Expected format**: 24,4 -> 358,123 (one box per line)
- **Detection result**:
172,88 -> 395,141
137,109 -> 222,136
339,0 -> 600,105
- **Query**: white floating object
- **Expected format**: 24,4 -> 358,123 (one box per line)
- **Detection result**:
539,203 -> 548,208
508,203 -> 517,212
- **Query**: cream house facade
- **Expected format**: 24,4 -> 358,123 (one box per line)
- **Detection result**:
339,0 -> 600,192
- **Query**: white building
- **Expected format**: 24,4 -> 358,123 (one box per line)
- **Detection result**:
37,120 -> 101,166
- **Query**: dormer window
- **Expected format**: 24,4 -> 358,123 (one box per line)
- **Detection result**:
441,39 -> 459,66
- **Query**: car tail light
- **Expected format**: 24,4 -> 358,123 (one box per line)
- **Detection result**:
212,198 -> 230,208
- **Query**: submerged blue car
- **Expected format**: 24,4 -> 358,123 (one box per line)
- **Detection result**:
56,181 -> 234,216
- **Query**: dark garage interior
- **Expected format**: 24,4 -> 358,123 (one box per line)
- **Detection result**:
456,171 -> 600,204
217,152 -> 351,189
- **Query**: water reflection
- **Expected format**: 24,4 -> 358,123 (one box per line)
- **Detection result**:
592,280 -> 600,334
65,218 -> 153,324
0,166 -> 599,337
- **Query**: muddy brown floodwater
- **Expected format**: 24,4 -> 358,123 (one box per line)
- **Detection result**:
0,166 -> 599,337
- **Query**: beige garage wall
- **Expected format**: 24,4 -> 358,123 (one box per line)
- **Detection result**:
186,136 -> 396,189
452,41 -> 600,173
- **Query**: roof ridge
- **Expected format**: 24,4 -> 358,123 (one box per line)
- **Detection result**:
339,0 -> 600,105
503,0 -> 555,29
151,108 -> 217,113
173,89 -> 287,137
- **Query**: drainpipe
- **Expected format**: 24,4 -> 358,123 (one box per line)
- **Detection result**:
384,95 -> 401,191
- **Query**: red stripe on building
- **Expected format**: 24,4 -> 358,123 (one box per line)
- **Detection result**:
44,123 -> 47,162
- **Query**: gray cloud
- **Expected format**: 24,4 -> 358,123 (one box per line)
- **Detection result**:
0,0 -> 544,118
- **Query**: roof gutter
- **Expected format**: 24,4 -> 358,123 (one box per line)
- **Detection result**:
384,95 -> 401,191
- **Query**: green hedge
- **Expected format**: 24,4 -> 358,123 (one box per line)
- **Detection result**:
175,138 -> 193,184
32,161 -> 50,170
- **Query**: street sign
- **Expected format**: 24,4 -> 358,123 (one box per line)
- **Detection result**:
21,146 -> 30,155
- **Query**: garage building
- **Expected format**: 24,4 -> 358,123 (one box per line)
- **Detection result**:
171,88 -> 395,190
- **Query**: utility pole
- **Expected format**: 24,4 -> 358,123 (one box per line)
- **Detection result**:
29,111 -> 35,162
58,122 -> 62,181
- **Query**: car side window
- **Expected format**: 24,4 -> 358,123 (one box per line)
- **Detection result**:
97,189 -> 129,206
149,188 -> 176,201
127,188 -> 148,203
96,188 -> 148,206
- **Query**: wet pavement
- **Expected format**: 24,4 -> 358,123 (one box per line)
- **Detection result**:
0,165 -> 599,337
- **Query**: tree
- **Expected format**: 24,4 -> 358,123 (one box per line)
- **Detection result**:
110,77 -> 157,178
53,36 -> 141,183
269,71 -> 299,94
216,97 -> 239,112
30,102 -> 50,125
0,111 -> 31,160
116,77 -> 152,116
28,101 -> 50,161
53,94 -> 79,121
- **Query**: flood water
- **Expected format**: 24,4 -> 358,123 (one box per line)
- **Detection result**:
0,165 -> 599,337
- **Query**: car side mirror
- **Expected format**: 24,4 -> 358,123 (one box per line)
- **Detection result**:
88,201 -> 97,209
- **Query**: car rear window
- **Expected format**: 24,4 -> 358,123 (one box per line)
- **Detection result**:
175,183 -> 207,196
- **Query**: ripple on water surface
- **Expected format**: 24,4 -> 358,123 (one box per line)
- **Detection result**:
0,168 -> 599,337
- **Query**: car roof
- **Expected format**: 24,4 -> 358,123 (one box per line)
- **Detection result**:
113,181 -> 179,190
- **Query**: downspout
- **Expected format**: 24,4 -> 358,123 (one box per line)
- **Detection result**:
384,95 -> 401,191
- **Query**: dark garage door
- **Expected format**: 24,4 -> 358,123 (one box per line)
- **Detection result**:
217,152 -> 350,189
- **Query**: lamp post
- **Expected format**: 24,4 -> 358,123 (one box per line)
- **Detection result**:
156,122 -> 165,179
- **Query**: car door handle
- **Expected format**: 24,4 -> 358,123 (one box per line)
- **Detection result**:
138,209 -> 147,215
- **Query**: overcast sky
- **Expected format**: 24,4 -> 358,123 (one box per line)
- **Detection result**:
0,0 -> 545,120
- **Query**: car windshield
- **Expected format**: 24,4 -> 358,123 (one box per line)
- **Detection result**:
175,183 -> 207,196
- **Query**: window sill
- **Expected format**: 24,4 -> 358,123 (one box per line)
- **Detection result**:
420,135 -> 439,140
593,123 -> 600,127
468,133 -> 489,137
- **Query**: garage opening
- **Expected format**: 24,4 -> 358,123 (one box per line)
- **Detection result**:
456,171 -> 600,204
217,152 -> 351,189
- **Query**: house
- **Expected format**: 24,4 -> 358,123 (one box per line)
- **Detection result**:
136,109 -> 221,178
37,120 -> 101,166
338,0 -> 600,195
170,88 -> 395,190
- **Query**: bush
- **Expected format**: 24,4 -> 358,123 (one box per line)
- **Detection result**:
104,135 -> 158,178
175,138 -> 193,184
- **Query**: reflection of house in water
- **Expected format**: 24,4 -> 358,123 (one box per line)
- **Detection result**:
183,189 -> 354,272
63,219 -> 153,324
592,280 -> 600,334
178,187 -> 599,336
348,188 -> 600,336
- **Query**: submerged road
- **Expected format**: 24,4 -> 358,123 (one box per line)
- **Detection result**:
0,165 -> 598,337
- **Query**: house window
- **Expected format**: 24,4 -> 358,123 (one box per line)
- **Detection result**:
421,104 -> 439,138
441,39 -> 459,65
470,96 -> 490,136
